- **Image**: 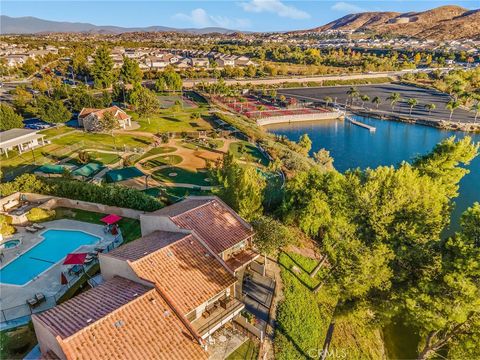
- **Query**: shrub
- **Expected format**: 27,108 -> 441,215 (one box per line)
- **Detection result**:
26,207 -> 56,222
0,174 -> 163,212
0,214 -> 15,236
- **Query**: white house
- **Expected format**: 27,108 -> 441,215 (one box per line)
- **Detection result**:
0,128 -> 46,157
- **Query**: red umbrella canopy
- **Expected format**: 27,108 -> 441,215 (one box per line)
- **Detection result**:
100,214 -> 122,225
63,253 -> 88,265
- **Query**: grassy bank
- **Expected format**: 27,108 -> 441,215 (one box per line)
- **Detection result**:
275,252 -> 384,359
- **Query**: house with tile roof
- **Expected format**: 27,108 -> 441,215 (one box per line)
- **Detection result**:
78,106 -> 131,132
140,196 -> 259,274
32,277 -> 208,360
32,196 -> 260,359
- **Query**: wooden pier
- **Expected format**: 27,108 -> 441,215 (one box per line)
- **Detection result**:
345,116 -> 376,132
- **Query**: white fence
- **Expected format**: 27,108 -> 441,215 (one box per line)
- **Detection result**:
256,111 -> 342,126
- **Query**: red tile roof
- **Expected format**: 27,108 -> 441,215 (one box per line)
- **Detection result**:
129,233 -> 236,314
34,277 -> 151,339
79,106 -> 130,121
33,277 -> 207,360
153,197 -> 254,254
106,230 -> 187,262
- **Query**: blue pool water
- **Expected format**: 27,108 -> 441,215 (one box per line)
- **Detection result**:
0,229 -> 100,286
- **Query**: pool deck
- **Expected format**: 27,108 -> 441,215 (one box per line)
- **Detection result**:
0,219 -> 118,321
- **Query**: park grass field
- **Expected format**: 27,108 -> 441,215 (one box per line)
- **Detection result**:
151,167 -> 213,186
142,155 -> 183,169
229,141 -> 270,166
39,126 -> 77,138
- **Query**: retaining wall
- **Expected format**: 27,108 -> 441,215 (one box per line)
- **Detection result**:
256,111 -> 342,126
1,192 -> 145,220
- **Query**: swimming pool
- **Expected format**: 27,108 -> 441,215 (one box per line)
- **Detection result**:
0,229 -> 101,286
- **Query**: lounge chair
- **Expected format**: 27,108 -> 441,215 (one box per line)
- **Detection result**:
26,297 -> 38,308
32,223 -> 45,230
35,293 -> 46,303
26,226 -> 38,233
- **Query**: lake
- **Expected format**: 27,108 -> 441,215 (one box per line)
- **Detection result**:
267,115 -> 480,234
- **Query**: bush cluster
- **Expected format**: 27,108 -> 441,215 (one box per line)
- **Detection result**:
0,174 -> 163,212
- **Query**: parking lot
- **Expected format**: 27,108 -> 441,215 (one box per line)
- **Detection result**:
278,83 -> 478,124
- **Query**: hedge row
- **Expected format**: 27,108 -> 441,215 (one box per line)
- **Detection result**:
0,174 -> 163,212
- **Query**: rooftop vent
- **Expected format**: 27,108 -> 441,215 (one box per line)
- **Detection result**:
166,250 -> 174,257
86,318 -> 93,323
163,310 -> 171,317
114,320 -> 125,328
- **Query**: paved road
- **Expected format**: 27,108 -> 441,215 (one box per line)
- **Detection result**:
278,83 -> 478,124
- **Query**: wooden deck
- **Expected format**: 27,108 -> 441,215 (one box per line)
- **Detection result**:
191,298 -> 244,337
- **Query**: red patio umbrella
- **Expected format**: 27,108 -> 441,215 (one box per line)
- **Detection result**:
100,214 -> 122,225
63,253 -> 88,265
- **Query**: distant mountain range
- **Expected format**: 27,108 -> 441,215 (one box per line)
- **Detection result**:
304,5 -> 480,40
1,5 -> 479,40
0,15 -> 238,35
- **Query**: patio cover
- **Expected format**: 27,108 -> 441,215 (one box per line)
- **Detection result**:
105,167 -> 145,183
101,214 -> 122,225
63,253 -> 88,265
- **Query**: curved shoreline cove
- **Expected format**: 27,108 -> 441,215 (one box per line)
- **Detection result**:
267,115 -> 480,234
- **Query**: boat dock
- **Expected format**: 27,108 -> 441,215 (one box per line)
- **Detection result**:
345,116 -> 376,132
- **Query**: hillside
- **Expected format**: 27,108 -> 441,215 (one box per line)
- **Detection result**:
308,5 -> 479,40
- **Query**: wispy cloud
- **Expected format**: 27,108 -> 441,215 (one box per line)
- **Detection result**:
172,8 -> 250,29
331,2 -> 365,13
240,0 -> 310,20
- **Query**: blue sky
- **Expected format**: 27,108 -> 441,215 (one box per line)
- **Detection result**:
2,1 -> 478,31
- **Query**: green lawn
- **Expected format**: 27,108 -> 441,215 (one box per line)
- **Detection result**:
0,324 -> 37,360
226,339 -> 259,360
39,126 -> 77,138
87,151 -> 121,165
129,110 -> 213,133
229,141 -> 269,166
275,252 -> 384,360
54,207 -> 141,243
151,167 -> 214,186
50,132 -> 152,151
137,147 -> 177,162
142,155 -> 183,169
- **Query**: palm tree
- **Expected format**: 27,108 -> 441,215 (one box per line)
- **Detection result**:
371,96 -> 381,109
407,98 -> 418,116
424,103 -> 436,115
323,96 -> 333,108
346,87 -> 360,106
360,94 -> 370,108
471,101 -> 480,123
387,92 -> 401,112
445,99 -> 460,121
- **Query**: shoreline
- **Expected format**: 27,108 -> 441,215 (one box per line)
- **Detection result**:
352,109 -> 480,133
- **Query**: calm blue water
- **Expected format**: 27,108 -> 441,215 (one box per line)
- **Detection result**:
0,229 -> 100,286
268,116 -> 480,234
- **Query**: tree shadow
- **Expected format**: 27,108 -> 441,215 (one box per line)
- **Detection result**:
276,324 -> 313,359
